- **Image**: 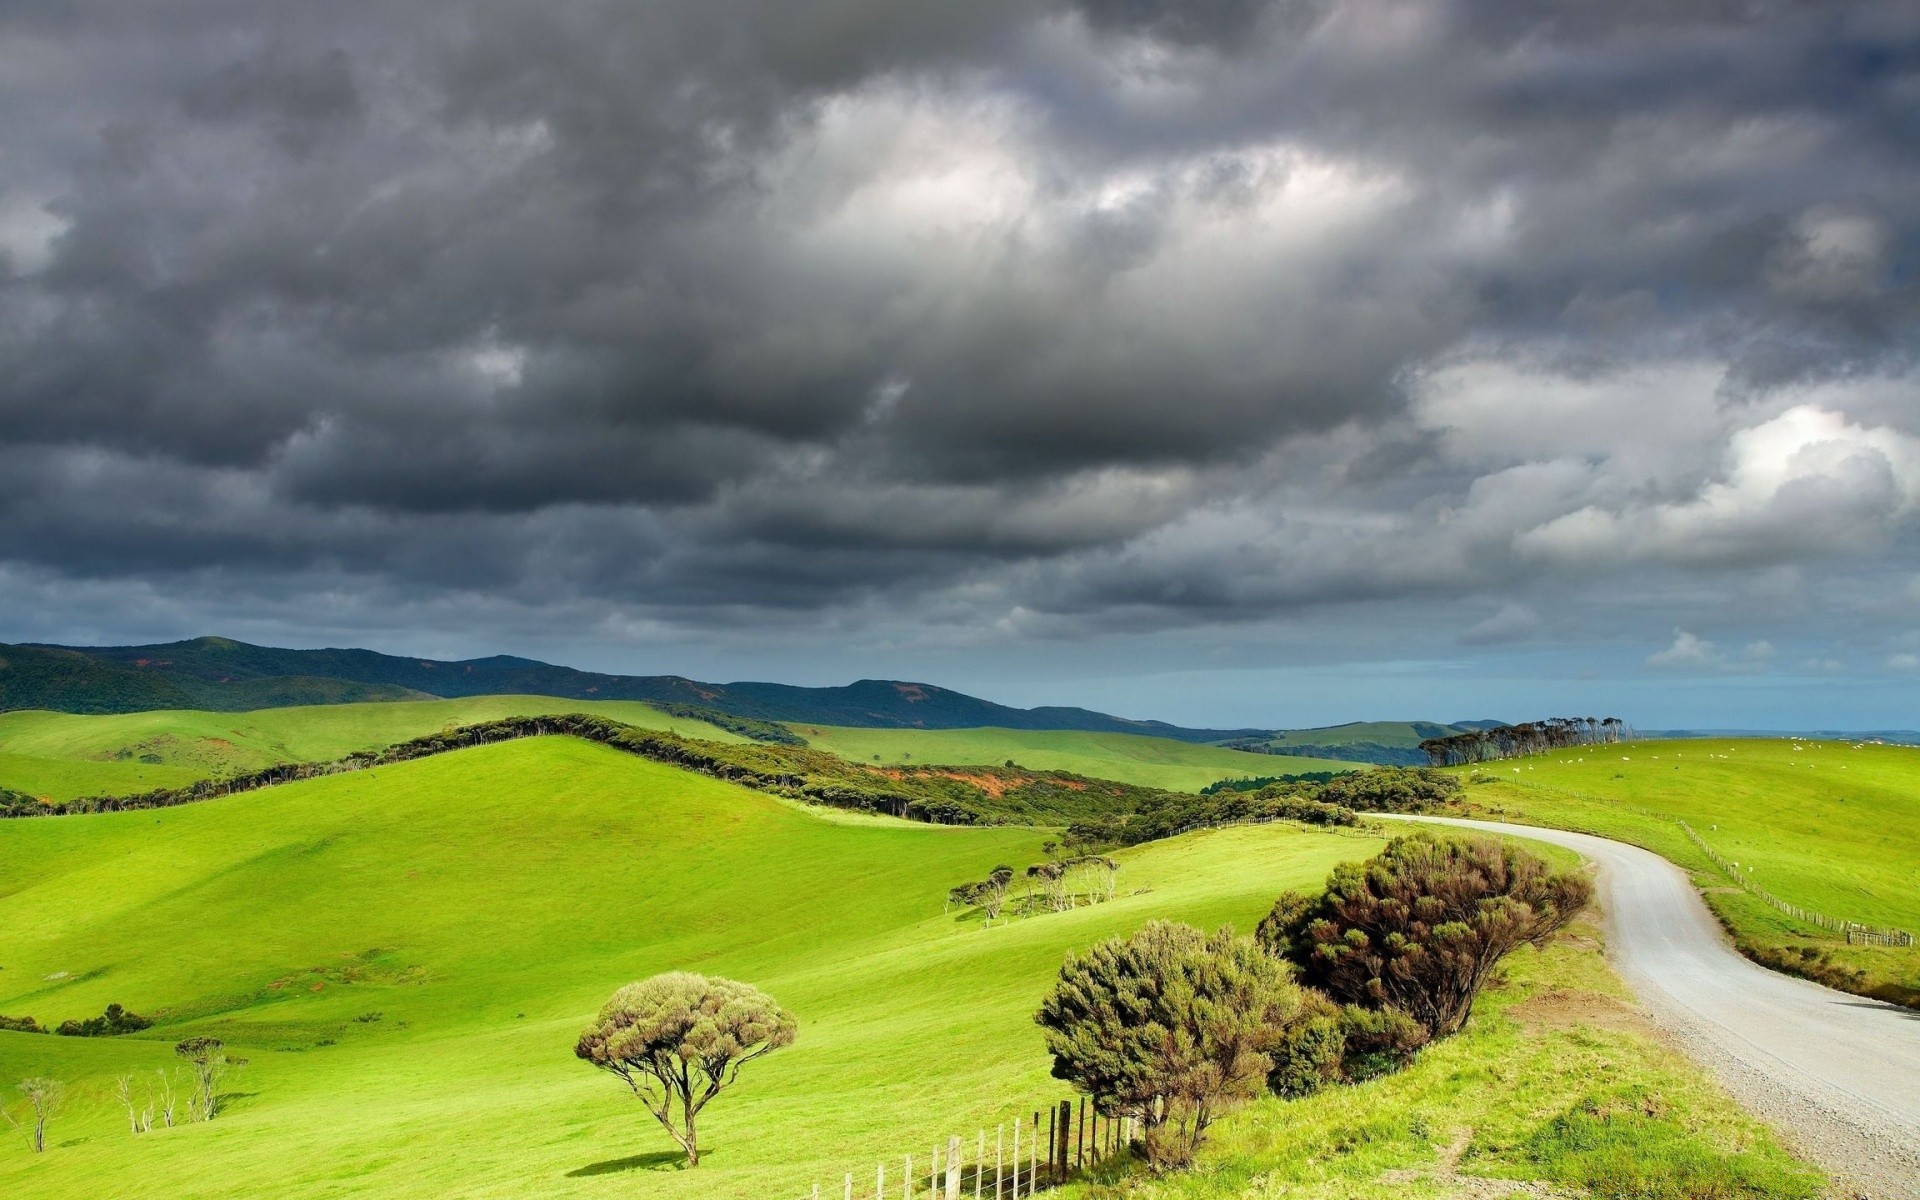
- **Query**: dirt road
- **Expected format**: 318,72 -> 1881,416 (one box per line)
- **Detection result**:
1376,813 -> 1920,1198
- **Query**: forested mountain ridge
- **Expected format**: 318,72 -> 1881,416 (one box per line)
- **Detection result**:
1,637 -> 1268,740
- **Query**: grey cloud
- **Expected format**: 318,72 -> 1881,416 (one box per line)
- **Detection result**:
0,0 -> 1917,668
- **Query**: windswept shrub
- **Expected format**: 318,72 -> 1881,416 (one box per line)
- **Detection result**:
55,1003 -> 151,1037
1260,833 -> 1591,1040
1036,921 -> 1311,1170
0,1015 -> 44,1034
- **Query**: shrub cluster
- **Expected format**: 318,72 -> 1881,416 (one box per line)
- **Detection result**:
0,1013 -> 45,1033
55,1003 -> 153,1037
1037,834 -> 1591,1176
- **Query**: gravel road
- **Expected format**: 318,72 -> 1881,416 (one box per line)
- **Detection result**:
1375,813 -> 1920,1199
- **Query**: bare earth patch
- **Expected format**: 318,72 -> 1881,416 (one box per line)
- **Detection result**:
1379,1130 -> 1582,1198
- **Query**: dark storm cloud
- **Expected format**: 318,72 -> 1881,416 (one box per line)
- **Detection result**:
1,0 -> 1918,663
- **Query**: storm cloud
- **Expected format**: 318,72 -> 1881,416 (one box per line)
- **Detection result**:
2,0 -> 1917,723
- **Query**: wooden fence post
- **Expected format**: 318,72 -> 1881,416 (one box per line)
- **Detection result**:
975,1130 -> 984,1200
946,1134 -> 962,1200
878,1162 -> 885,1200
845,1173 -> 853,1200
1077,1098 -> 1086,1168
1056,1101 -> 1071,1180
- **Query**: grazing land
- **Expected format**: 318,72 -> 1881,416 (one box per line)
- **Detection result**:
789,724 -> 1360,792
0,732 -> 1815,1199
0,737 -> 1370,1200
1456,738 -> 1920,1005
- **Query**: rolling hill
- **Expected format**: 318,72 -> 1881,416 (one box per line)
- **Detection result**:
0,736 -> 1371,1199
790,724 -> 1364,792
0,735 -> 1814,1200
1219,720 -> 1507,766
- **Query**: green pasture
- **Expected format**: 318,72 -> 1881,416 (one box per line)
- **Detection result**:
0,736 -> 1379,1200
788,725 -> 1359,792
1458,738 -> 1920,1003
0,697 -> 744,801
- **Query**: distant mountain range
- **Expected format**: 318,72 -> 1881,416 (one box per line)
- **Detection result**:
0,636 -> 1277,741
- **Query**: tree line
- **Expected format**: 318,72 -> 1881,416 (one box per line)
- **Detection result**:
0,712 -> 1172,828
1418,717 -> 1630,766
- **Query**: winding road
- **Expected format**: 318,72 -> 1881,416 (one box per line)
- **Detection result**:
1375,814 -> 1920,1198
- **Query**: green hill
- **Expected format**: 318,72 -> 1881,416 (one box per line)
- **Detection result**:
1456,738 -> 1920,1005
0,697 -> 748,802
0,735 -> 1816,1199
1221,720 -> 1497,766
0,736 -> 1373,1199
787,725 -> 1363,792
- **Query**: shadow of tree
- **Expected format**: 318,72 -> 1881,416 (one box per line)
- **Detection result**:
566,1150 -> 687,1177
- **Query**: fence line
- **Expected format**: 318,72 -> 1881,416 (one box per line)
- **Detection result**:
804,1098 -> 1134,1200
1677,821 -> 1912,947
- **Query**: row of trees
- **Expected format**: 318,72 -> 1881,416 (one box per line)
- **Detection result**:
1,1038 -> 235,1153
1035,833 -> 1591,1170
1419,717 -> 1630,766
947,855 -> 1120,922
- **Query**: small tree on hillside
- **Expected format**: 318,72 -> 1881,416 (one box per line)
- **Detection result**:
1036,921 -> 1310,1170
174,1037 -> 239,1121
1259,833 -> 1590,1039
3,1078 -> 63,1152
948,866 -> 1016,921
575,972 -> 797,1168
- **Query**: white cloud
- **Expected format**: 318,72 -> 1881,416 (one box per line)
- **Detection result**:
1648,629 -> 1719,669
1516,403 -> 1920,569
1646,630 -> 1774,672
1889,653 -> 1920,671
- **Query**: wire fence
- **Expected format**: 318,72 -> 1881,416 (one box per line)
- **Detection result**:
1677,821 -> 1912,947
803,1098 -> 1131,1200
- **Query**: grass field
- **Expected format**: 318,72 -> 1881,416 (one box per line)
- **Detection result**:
789,725 -> 1360,792
0,736 -> 1389,1200
0,697 -> 745,801
1456,738 -> 1920,1005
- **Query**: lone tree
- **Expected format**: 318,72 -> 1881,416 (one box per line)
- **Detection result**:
575,973 -> 797,1168
174,1037 -> 238,1121
1035,921 -> 1309,1170
1259,833 -> 1590,1039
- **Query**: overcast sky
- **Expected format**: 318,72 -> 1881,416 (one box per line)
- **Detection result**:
2,1 -> 1917,729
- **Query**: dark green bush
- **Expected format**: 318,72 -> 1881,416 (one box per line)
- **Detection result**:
1036,921 -> 1311,1170
1261,833 -> 1591,1039
0,1014 -> 45,1034
55,1002 -> 152,1037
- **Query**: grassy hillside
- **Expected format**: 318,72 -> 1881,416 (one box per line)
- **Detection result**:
1222,721 -> 1490,766
0,737 -> 1379,1200
0,737 -> 1817,1200
790,725 -> 1361,792
0,697 -> 747,801
1457,738 -> 1920,1005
